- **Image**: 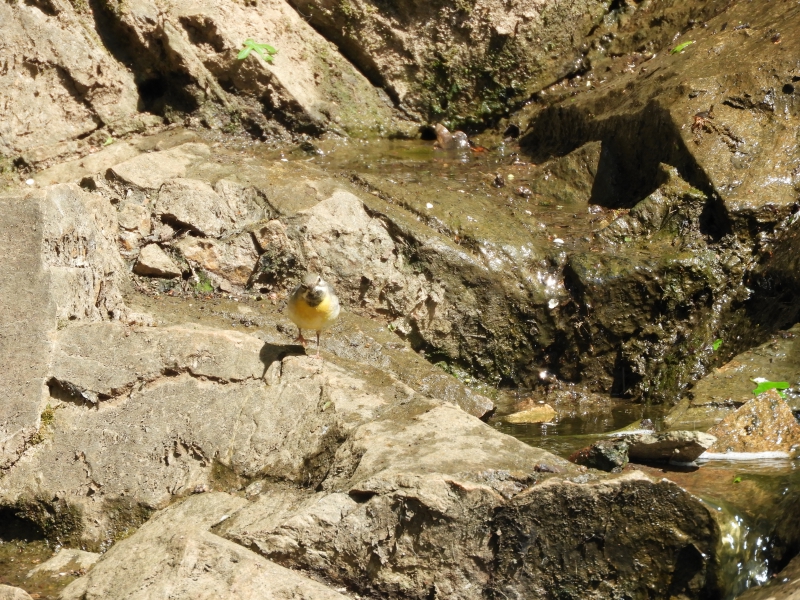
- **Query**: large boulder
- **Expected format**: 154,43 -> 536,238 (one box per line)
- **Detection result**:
220,406 -> 724,600
60,492 -> 352,600
91,0 -> 405,137
0,2 -> 142,166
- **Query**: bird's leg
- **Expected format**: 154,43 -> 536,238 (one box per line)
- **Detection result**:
315,330 -> 322,358
294,328 -> 307,346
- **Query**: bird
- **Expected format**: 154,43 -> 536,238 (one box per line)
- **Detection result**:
287,273 -> 340,357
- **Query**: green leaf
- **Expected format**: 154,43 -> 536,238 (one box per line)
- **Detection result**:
239,39 -> 278,62
623,236 -> 632,243
102,137 -> 114,146
712,338 -> 723,352
733,476 -> 742,484
253,48 -> 275,63
671,40 -> 695,54
751,379 -> 790,397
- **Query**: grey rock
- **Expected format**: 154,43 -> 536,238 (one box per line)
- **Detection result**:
59,492 -> 351,600
176,233 -> 259,286
155,178 -> 231,237
40,184 -> 130,323
1,182 -> 143,470
287,0 -> 612,122
568,438 -> 630,472
50,322 -> 267,401
288,189 -> 447,332
27,548 -> 100,578
106,0 -> 402,137
0,193 -> 52,470
624,430 -> 717,464
134,244 -> 182,278
117,202 -> 152,235
2,339 -> 412,545
0,585 -> 33,600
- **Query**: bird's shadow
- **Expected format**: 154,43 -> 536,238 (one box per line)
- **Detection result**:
259,342 -> 307,377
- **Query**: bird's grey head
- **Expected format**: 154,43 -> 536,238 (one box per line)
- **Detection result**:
300,273 -> 323,291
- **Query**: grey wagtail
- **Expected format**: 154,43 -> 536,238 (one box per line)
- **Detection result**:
287,273 -> 340,356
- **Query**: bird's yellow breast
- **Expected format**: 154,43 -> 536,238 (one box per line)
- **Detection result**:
289,293 -> 338,331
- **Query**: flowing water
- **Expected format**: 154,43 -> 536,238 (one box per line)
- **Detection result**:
494,403 -> 800,600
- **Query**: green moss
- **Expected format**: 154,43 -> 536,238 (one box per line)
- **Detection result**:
69,0 -> 89,13
194,270 -> 214,293
339,0 -> 358,20
100,497 -> 155,550
29,404 -> 57,446
14,497 -> 83,546
210,460 -> 247,491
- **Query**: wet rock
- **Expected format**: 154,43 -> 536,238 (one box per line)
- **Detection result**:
570,431 -> 716,471
666,323 -> 800,431
60,492 -> 351,600
626,430 -> 716,464
707,389 -> 800,455
134,244 -> 182,278
0,586 -> 33,600
597,164 -> 707,243
569,438 -> 630,472
176,233 -> 259,287
734,551 -> 800,599
27,548 -> 100,578
504,403 -> 556,424
434,124 -> 469,150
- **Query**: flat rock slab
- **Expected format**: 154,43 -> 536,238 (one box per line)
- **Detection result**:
707,389 -> 800,455
27,548 -> 100,578
625,430 -> 717,464
504,404 -> 556,424
108,144 -> 211,191
60,492 -> 351,600
569,431 -> 716,471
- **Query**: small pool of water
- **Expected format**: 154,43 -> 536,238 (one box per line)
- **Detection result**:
493,400 -> 800,600
493,402 -> 667,458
